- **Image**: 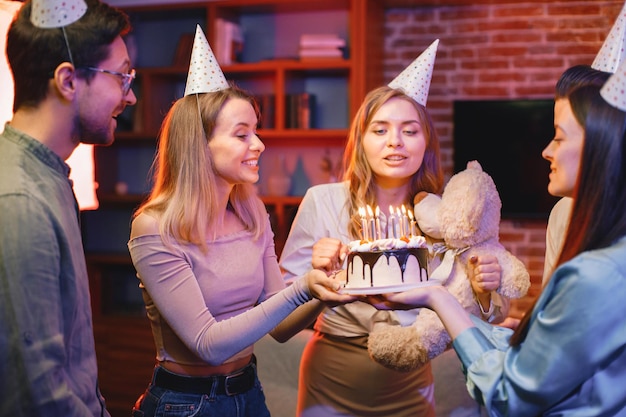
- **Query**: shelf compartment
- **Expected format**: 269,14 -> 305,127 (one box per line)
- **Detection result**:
126,6 -> 209,68
284,72 -> 349,129
82,208 -> 135,254
87,260 -> 144,317
94,142 -> 155,198
261,195 -> 302,256
141,71 -> 187,133
211,1 -> 349,64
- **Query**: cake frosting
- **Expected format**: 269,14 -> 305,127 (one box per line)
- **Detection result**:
344,236 -> 429,291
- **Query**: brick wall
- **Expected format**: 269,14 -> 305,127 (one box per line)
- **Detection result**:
384,1 -> 623,317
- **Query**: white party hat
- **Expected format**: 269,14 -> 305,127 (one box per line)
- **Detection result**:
592,1 -> 626,73
30,0 -> 87,28
184,24 -> 229,96
600,57 -> 626,111
388,39 -> 439,106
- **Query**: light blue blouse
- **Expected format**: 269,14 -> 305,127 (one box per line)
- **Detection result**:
453,236 -> 626,416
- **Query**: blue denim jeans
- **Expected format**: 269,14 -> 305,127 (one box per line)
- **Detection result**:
132,366 -> 271,417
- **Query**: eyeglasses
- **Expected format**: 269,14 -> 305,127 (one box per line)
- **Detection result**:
81,67 -> 136,96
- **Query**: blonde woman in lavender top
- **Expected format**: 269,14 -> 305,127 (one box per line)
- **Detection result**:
280,84 -> 509,416
128,30 -> 356,415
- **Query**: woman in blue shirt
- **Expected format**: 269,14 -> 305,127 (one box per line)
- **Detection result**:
366,70 -> 626,416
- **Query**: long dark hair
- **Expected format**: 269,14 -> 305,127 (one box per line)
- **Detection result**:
511,84 -> 626,345
554,65 -> 610,99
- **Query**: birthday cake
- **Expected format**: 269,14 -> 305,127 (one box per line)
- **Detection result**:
344,236 -> 429,294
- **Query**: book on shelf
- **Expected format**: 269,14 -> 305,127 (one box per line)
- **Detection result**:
214,18 -> 244,65
173,33 -> 194,67
299,47 -> 344,59
299,33 -> 346,49
285,93 -> 315,129
256,94 -> 275,129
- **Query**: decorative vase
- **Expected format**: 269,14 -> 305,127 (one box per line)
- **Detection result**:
267,155 -> 291,196
289,155 -> 311,196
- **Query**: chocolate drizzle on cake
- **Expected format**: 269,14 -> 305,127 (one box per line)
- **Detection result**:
347,248 -> 427,287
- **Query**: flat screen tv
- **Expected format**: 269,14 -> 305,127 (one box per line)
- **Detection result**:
453,99 -> 560,219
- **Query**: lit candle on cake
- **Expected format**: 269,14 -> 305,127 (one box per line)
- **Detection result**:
407,208 -> 416,237
388,205 -> 397,239
358,206 -> 368,241
367,205 -> 376,241
394,206 -> 402,238
375,206 -> 382,240
401,205 -> 409,239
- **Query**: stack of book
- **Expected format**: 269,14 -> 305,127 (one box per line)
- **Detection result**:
299,34 -> 346,60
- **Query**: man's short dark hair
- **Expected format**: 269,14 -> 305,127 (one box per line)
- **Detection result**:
6,0 -> 131,111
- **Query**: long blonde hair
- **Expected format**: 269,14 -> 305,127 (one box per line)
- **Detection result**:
134,86 -> 267,252
342,86 -> 444,239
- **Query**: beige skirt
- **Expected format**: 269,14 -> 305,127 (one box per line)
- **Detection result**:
297,331 -> 435,417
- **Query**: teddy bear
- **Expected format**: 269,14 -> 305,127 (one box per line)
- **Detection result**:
366,160 -> 530,372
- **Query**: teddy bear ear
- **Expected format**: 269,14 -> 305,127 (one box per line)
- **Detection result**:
466,160 -> 482,171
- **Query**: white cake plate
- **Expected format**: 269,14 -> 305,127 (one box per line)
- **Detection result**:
339,281 -> 439,295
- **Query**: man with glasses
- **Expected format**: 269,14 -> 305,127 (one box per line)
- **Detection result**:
0,0 -> 134,415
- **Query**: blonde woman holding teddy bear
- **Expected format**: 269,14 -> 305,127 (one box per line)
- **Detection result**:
279,40 -> 512,417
